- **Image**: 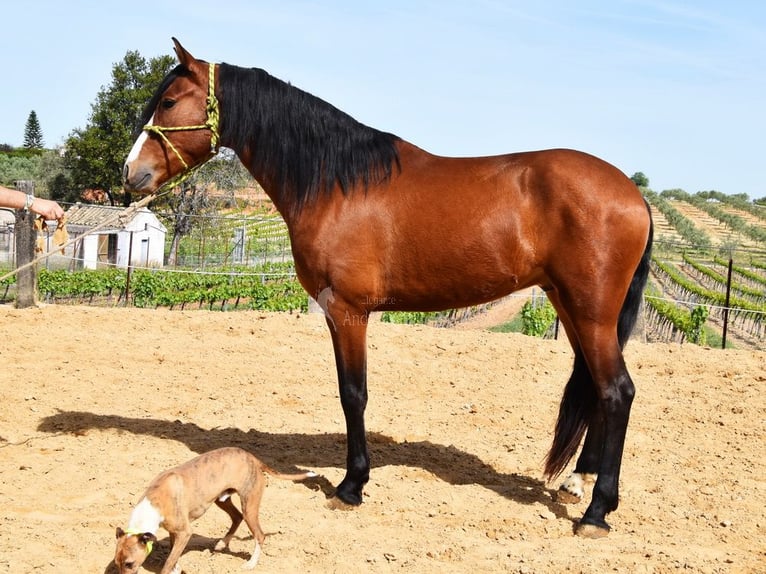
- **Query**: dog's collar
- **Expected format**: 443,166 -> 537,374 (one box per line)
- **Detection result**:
124,529 -> 154,556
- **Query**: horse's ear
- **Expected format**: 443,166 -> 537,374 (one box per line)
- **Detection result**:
172,37 -> 197,69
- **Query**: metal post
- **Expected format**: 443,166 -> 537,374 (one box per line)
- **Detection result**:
125,230 -> 134,306
721,256 -> 733,349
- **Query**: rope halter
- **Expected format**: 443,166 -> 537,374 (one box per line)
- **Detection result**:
142,62 -> 221,191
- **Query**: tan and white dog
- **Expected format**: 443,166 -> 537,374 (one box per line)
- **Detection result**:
114,447 -> 316,573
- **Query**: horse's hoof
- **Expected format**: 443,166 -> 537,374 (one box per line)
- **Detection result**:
326,496 -> 359,511
332,480 -> 365,507
556,488 -> 582,505
575,522 -> 610,538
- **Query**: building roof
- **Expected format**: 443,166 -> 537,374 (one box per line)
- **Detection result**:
64,204 -> 165,234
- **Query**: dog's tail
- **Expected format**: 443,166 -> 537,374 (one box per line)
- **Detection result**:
261,463 -> 318,481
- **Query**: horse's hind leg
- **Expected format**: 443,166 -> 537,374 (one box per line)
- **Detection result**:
543,297 -> 602,504
546,292 -> 635,535
555,352 -> 603,504
576,334 -> 634,536
558,420 -> 602,504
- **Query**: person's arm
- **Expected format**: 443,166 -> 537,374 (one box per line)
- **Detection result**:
0,185 -> 65,220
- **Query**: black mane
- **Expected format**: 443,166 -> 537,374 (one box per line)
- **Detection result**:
218,63 -> 401,211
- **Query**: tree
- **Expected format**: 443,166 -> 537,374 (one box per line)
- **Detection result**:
64,50 -> 175,205
630,172 -> 649,188
164,182 -> 212,266
23,111 -> 44,149
163,150 -> 253,265
0,152 -> 42,186
37,149 -> 74,201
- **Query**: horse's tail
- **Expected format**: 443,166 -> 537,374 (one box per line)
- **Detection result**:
617,199 -> 654,348
544,200 -> 653,480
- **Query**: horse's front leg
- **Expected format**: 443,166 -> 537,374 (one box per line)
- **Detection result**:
325,308 -> 370,506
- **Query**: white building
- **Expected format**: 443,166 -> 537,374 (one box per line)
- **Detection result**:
65,204 -> 167,269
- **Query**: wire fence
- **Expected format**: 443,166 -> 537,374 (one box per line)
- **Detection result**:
1,211 -> 764,348
154,212 -> 294,269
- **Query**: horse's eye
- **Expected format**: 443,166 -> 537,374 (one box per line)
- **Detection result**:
161,99 -> 176,110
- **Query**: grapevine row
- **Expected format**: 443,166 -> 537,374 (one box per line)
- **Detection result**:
35,265 -> 307,312
644,284 -> 707,344
643,189 -> 712,249
711,255 -> 766,289
681,254 -> 765,303
651,258 -> 765,339
662,189 -> 766,246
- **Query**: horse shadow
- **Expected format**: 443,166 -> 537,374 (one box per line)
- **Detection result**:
39,410 -> 572,520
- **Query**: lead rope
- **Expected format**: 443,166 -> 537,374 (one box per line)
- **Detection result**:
0,63 -> 221,285
0,191 -> 164,284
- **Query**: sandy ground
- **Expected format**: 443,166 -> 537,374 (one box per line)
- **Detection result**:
0,305 -> 763,573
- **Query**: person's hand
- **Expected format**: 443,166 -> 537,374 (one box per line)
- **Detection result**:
30,197 -> 65,220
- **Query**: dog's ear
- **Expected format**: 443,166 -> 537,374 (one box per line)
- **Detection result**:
116,527 -> 125,539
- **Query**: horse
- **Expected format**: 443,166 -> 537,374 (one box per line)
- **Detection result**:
123,38 -> 653,537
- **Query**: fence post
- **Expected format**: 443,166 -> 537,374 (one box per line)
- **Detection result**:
14,181 -> 38,308
721,256 -> 733,349
125,230 -> 134,306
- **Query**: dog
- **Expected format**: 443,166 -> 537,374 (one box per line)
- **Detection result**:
114,447 -> 317,573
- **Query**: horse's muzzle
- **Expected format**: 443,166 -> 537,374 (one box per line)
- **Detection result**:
123,164 -> 153,194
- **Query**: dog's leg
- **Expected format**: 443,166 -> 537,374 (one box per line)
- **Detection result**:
160,529 -> 192,574
214,497 -> 243,550
243,540 -> 262,570
240,477 -> 266,569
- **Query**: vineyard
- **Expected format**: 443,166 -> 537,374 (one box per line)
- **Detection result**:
33,264 -> 307,312
643,189 -> 766,348
1,190 -> 765,348
158,211 -> 294,267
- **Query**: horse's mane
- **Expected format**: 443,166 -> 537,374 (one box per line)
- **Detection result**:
218,63 -> 401,210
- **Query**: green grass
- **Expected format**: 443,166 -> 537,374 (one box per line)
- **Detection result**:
704,326 -> 737,349
488,313 -> 524,333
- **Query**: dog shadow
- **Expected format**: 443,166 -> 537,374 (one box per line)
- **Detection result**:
104,534 -> 250,574
40,410 -> 569,518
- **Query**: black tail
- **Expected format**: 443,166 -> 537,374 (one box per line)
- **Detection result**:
617,199 -> 654,348
544,200 -> 653,479
544,352 -> 596,479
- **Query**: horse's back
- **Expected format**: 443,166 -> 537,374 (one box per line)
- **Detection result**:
392,144 -> 650,256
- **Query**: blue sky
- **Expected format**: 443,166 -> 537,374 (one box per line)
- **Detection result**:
2,1 -> 764,197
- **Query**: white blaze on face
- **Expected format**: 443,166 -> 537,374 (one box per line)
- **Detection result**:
126,115 -> 154,166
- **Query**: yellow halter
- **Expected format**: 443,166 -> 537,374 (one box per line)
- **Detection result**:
142,62 -> 221,191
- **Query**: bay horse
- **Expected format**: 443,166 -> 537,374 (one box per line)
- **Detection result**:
124,39 -> 653,537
